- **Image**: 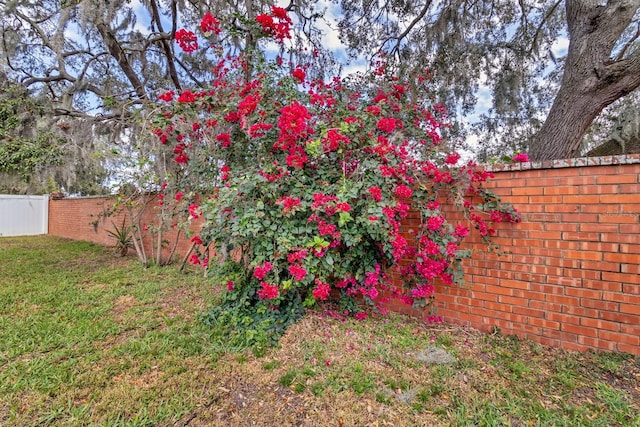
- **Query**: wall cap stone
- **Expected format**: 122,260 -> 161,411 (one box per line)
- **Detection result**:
485,154 -> 640,172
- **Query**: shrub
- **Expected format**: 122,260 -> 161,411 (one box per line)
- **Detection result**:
151,9 -> 520,346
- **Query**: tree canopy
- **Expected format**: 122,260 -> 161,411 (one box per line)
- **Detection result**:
1,0 -> 639,178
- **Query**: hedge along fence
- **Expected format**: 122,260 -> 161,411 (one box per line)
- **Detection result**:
48,155 -> 640,355
385,154 -> 640,355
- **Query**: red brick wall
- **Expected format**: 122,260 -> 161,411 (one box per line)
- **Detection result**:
386,154 -> 640,355
48,155 -> 640,355
48,195 -> 197,262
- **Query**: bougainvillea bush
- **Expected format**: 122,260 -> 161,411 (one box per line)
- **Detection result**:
152,8 -> 520,347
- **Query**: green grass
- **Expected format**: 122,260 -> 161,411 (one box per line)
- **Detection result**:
1,236 -> 639,426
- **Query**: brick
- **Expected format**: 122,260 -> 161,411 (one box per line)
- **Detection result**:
561,213 -> 599,223
599,214 -> 640,224
600,311 -> 638,325
580,184 -> 619,195
602,271 -> 640,284
618,343 -> 640,356
512,187 -> 544,195
561,232 -> 600,242
530,300 -> 562,312
581,298 -> 619,311
498,295 -> 529,307
621,264 -> 640,274
485,284 -> 513,296
547,258 -> 581,269
561,323 -> 598,338
600,194 -> 640,204
601,233 -> 640,244
597,174 -> 638,184
564,269 -> 602,281
580,223 -> 619,233
579,242 -> 619,252
528,318 -> 560,330
565,288 -> 603,299
512,290 -> 546,301
564,250 -> 602,261
530,195 -> 564,204
598,330 -> 640,346
562,304 -> 598,318
577,336 -> 617,351
620,224 -> 640,233
622,283 -> 640,294
560,341 -> 590,352
546,294 -> 580,307
620,204 -> 640,214
545,223 -> 579,232
582,279 -> 620,292
544,240 -> 580,250
620,304 -> 640,316
544,186 -> 579,195
545,204 -> 580,213
526,213 -> 561,222
581,260 -> 620,272
563,195 -> 600,204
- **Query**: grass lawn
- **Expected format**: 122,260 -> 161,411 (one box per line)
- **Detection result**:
1,236 -> 638,426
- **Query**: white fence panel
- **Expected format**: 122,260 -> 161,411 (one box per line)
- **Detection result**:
0,195 -> 49,236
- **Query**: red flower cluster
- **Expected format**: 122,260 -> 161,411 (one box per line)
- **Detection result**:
200,13 -> 222,35
175,29 -> 198,53
312,280 -> 330,300
257,282 -> 279,299
253,261 -> 273,280
256,6 -> 292,42
288,264 -> 307,281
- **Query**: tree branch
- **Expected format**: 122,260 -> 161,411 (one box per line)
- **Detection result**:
148,0 -> 182,90
96,22 -> 147,100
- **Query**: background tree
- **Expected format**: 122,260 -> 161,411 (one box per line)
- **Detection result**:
338,0 -> 640,160
0,71 -> 110,194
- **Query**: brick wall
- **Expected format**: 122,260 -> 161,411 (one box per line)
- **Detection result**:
48,155 -> 640,355
48,195 -> 197,262
386,154 -> 640,355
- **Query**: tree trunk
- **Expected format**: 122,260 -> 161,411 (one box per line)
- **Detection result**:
529,0 -> 640,161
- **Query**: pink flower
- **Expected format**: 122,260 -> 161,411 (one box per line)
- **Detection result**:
200,13 -> 222,35
354,312 -> 368,320
292,67 -> 306,83
368,186 -> 382,202
175,29 -> 198,53
288,264 -> 307,281
177,90 -> 196,103
189,253 -> 201,265
445,152 -> 460,165
175,152 -> 189,164
226,281 -> 234,291
454,224 -> 469,238
427,215 -> 445,231
190,235 -> 203,245
175,191 -> 184,202
376,117 -> 396,133
400,295 -> 414,306
287,249 -> 309,263
395,185 -> 413,199
216,133 -> 231,147
253,262 -> 273,280
257,282 -> 279,300
158,91 -> 174,102
312,280 -> 331,300
512,153 -> 530,163
336,202 -> 351,212
188,204 -> 200,219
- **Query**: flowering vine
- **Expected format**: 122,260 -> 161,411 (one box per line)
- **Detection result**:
153,10 -> 521,346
